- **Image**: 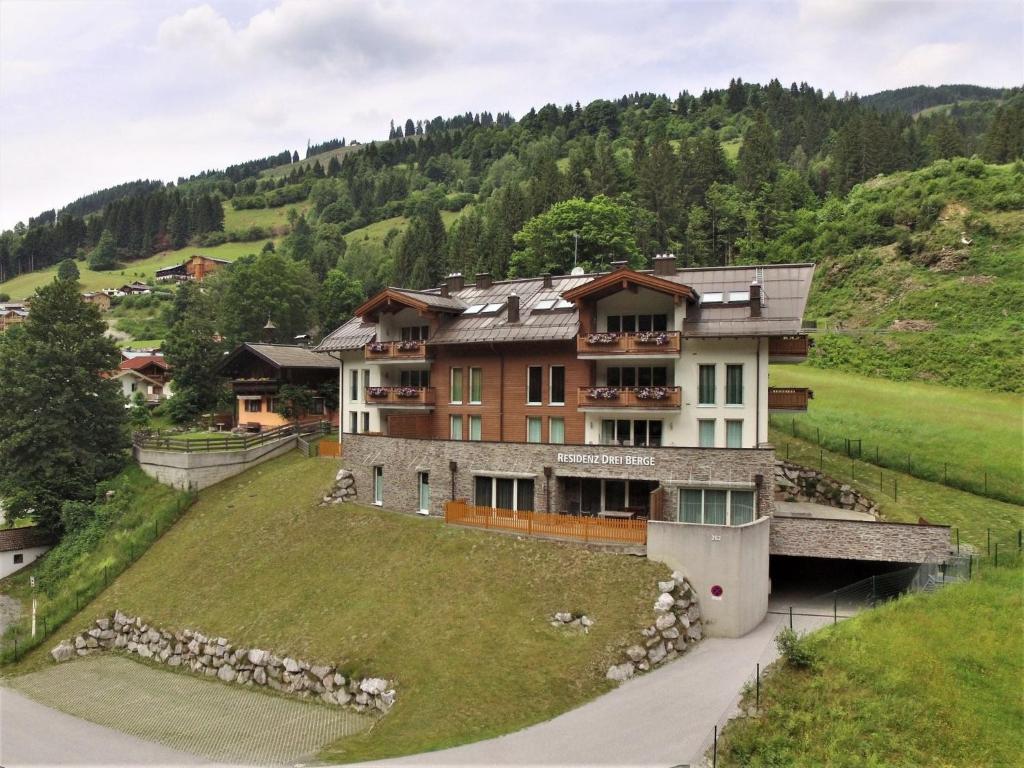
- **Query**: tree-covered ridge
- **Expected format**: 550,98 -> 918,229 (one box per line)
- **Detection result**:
860,84 -> 1008,115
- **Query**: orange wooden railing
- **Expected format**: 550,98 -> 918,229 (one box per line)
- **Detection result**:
364,340 -> 430,361
768,336 -> 810,357
444,500 -> 647,545
576,386 -> 682,408
768,387 -> 814,410
577,331 -> 682,356
319,440 -> 342,458
364,386 -> 437,406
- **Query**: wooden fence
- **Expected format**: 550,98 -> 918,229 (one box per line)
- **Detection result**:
133,419 -> 329,453
444,500 -> 647,545
319,440 -> 342,458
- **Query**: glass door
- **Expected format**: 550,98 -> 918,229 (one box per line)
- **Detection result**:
373,466 -> 383,505
418,472 -> 430,515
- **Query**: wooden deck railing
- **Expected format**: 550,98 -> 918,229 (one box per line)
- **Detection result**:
768,387 -> 814,411
133,419 -> 329,453
445,500 -> 647,545
577,331 -> 682,356
364,386 -> 437,406
364,340 -> 430,361
768,336 -> 811,358
576,386 -> 682,409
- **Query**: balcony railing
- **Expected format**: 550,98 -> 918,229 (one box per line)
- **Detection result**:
768,387 -> 813,411
365,340 -> 430,361
445,500 -> 647,545
577,331 -> 682,356
231,378 -> 281,395
364,386 -> 436,407
769,335 -> 811,360
577,386 -> 682,409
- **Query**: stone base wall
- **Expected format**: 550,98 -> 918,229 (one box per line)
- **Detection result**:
774,460 -> 879,517
50,610 -> 395,714
342,434 -> 776,520
134,437 -> 297,491
769,517 -> 951,563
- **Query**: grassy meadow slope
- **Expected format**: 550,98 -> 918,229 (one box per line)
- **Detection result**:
717,564 -> 1024,767
27,453 -> 665,763
771,365 -> 1024,505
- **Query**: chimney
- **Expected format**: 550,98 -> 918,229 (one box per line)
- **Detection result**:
653,253 -> 677,276
475,272 -> 492,289
507,292 -> 520,323
261,317 -> 277,344
750,281 -> 762,317
541,272 -> 553,289
439,283 -> 449,298
446,272 -> 465,293
610,260 -> 628,271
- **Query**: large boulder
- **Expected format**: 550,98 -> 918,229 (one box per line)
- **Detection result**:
50,641 -> 75,663
360,678 -> 389,696
606,662 -> 635,682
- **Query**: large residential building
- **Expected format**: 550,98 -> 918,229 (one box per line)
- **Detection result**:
317,257 -> 814,522
155,254 -> 231,283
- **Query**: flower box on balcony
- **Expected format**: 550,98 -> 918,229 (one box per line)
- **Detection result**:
585,333 -> 619,345
586,387 -> 621,400
635,386 -> 670,400
397,340 -> 421,352
635,332 -> 668,345
367,387 -> 389,398
367,342 -> 389,354
396,387 -> 421,398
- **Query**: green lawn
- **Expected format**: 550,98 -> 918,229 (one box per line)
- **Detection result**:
0,239 -> 275,299
17,453 -> 665,763
721,138 -> 742,161
344,210 -> 464,250
717,564 -> 1024,767
771,365 -> 1024,505
224,201 -> 309,234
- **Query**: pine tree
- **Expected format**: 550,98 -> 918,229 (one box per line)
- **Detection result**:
635,134 -> 681,248
0,277 -> 127,530
292,150 -> 300,163
405,119 -> 416,138
88,229 -> 118,271
737,111 -> 778,192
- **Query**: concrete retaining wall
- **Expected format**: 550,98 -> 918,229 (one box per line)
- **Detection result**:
134,437 -> 297,491
769,516 -> 950,563
647,517 -> 770,638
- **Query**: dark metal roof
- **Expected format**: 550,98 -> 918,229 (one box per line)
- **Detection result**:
315,319 -> 377,352
221,343 -> 339,372
0,526 -> 56,552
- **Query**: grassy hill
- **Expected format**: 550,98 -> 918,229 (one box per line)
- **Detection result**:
222,200 -> 309,233
13,453 -> 666,763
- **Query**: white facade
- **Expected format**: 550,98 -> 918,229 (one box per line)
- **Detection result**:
0,544 -> 50,580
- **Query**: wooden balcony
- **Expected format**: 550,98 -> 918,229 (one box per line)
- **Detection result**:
577,386 -> 682,410
769,335 -> 811,362
364,340 -> 430,362
364,386 -> 436,408
768,387 -> 813,412
231,378 -> 281,395
577,331 -> 682,357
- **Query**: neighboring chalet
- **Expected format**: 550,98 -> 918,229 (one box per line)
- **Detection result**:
155,254 -> 231,283
0,301 -> 29,333
218,343 -> 339,431
82,291 -> 112,311
112,355 -> 173,404
0,526 -> 55,579
119,282 -> 152,295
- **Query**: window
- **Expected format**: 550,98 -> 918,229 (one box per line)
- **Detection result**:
350,370 -> 359,402
605,480 -> 626,510
534,298 -> 556,311
362,369 -> 371,397
469,367 -> 483,404
599,419 -> 662,446
468,415 -> 482,441
608,314 -> 668,332
361,412 -> 370,432
726,419 -> 743,448
607,366 -> 668,388
698,365 -> 716,405
474,476 -> 534,511
550,366 -> 565,405
728,291 -> 750,303
463,304 -> 485,315
418,472 -> 430,514
549,417 -> 565,444
483,302 -> 504,314
400,370 -> 430,387
310,397 -> 325,415
450,415 -> 463,440
678,488 -> 757,526
244,399 -> 261,413
701,292 -> 724,304
726,364 -> 743,405
349,412 -> 358,434
527,416 -> 542,443
450,367 -> 463,403
400,325 -> 429,341
527,366 -> 543,404
698,419 -> 716,447
13,553 -> 23,564
373,466 -> 383,505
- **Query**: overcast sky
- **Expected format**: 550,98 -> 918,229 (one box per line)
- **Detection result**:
1,0 -> 1021,229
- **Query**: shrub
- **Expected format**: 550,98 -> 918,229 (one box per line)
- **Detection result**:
775,627 -> 819,669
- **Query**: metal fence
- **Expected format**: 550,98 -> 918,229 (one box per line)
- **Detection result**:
771,414 -> 1022,506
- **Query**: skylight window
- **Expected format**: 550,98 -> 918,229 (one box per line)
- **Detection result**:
483,302 -> 505,313
534,299 -> 556,311
463,304 -> 484,315
554,299 -> 574,310
701,292 -> 724,304
728,291 -> 751,303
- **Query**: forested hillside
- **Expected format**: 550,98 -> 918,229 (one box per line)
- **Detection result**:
1,79 -> 1021,393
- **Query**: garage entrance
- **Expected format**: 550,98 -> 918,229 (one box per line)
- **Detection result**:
768,554 -> 917,618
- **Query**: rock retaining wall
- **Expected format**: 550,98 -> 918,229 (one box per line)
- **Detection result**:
774,460 -> 879,517
322,468 -> 357,505
50,611 -> 395,714
606,573 -> 703,682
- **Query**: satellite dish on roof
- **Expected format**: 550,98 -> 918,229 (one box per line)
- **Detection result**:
570,266 -> 585,276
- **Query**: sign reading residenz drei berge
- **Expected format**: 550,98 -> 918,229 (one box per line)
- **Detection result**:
556,452 -> 656,467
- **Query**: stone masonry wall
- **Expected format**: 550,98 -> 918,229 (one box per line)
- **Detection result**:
50,610 -> 396,714
769,517 -> 951,563
342,434 -> 776,520
774,460 -> 879,517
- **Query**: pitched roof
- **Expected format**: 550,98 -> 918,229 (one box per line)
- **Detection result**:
120,355 -> 169,372
355,287 -> 467,318
0,526 -> 56,552
220,342 -> 339,373
315,318 -> 377,352
560,267 -> 697,304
